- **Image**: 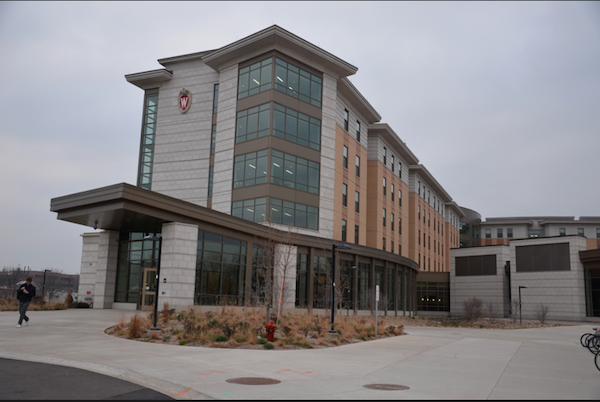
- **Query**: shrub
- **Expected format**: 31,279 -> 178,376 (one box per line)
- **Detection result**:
535,303 -> 549,324
215,335 -> 228,342
71,302 -> 91,308
127,314 -> 148,339
463,297 -> 483,321
263,342 -> 275,350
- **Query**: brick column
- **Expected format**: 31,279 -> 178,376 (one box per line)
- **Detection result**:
158,222 -> 198,312
93,230 -> 119,309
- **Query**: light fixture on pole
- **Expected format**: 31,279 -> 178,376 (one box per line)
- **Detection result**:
347,265 -> 356,317
42,269 -> 50,305
143,234 -> 162,331
518,286 -> 527,326
330,244 -> 351,333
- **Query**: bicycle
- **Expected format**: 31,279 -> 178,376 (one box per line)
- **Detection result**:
581,328 -> 600,353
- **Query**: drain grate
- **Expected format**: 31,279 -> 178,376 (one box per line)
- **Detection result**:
364,383 -> 409,391
226,377 -> 281,385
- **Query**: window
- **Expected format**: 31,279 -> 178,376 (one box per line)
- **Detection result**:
383,238 -> 386,251
208,166 -> 214,197
399,190 -> 402,207
355,225 -> 359,244
428,213 -> 430,227
343,146 -> 348,169
233,150 -> 268,188
355,191 -> 360,213
269,198 -> 319,230
383,177 -> 386,196
455,255 -> 497,276
210,125 -> 217,155
418,205 -> 421,220
212,84 -> 219,114
391,184 -> 395,201
355,155 -> 360,177
399,218 -> 402,235
391,155 -> 395,172
507,228 -> 513,238
344,109 -> 349,131
383,147 -> 387,165
274,58 -> 322,107
383,208 -> 386,227
578,228 -> 585,237
356,121 -> 360,142
391,241 -> 394,254
271,150 -> 320,194
485,229 -> 491,239
559,228 -> 566,236
418,230 -> 421,245
398,162 -> 402,179
238,58 -> 272,99
231,197 -> 267,223
516,243 -> 570,272
497,228 -> 503,238
235,103 -> 270,143
138,93 -> 158,190
342,220 -> 347,242
342,184 -> 347,207
273,103 -> 321,150
391,213 -> 394,231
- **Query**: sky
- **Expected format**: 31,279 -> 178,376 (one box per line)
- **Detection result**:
1,1 -> 599,274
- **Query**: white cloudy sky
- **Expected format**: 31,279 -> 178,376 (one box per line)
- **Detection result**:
1,1 -> 599,274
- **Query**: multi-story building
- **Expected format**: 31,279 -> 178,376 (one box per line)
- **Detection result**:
50,25 -> 463,314
452,209 -> 600,320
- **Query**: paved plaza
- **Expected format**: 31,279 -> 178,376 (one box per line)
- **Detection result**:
0,309 -> 598,400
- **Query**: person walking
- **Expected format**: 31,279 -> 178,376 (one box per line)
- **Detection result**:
17,277 -> 36,328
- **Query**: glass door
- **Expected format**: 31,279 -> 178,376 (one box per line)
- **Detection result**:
140,268 -> 157,310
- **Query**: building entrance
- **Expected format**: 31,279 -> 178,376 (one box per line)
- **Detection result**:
140,268 -> 157,311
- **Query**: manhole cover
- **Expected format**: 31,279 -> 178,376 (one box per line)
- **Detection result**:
226,377 -> 281,385
364,383 -> 409,391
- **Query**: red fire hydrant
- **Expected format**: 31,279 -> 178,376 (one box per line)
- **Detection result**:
265,320 -> 277,342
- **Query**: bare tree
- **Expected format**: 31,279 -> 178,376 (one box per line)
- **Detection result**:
463,297 -> 483,321
0,266 -> 32,299
534,303 -> 549,324
486,303 -> 498,324
508,299 -> 520,324
249,224 -> 300,322
41,269 -> 65,302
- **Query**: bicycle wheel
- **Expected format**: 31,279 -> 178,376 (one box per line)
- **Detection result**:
581,333 -> 593,347
596,350 -> 600,372
587,336 -> 600,354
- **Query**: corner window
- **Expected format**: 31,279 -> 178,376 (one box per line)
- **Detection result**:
274,58 -> 322,107
238,58 -> 272,99
236,103 -> 270,143
273,103 -> 321,150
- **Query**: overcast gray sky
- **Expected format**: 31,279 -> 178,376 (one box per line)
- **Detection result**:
1,1 -> 599,274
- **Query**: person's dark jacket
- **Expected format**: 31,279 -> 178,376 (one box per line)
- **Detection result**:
17,283 -> 36,302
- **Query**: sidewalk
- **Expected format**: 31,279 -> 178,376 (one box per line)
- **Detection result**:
0,309 -> 598,400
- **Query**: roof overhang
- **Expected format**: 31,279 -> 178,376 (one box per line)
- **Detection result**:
368,123 -> 419,165
409,164 -> 453,203
338,78 -> 381,123
125,69 -> 173,90
49,183 -> 420,271
201,25 -> 358,78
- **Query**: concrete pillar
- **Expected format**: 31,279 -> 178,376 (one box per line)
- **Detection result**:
158,222 -> 198,312
94,230 -> 119,309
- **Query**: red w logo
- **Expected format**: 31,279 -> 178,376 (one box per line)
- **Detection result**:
180,95 -> 189,110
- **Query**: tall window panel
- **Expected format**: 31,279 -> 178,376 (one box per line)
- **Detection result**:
343,146 -> 348,169
231,198 -> 267,223
356,121 -> 360,142
212,84 -> 219,114
235,103 -> 270,143
208,166 -> 214,197
138,93 -> 158,190
233,150 -> 269,188
342,219 -> 347,242
210,125 -> 217,155
273,103 -> 321,150
271,150 -> 320,194
274,58 -> 322,107
270,198 -> 319,230
238,58 -> 272,99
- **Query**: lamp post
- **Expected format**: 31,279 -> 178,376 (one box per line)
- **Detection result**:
347,265 -> 356,317
42,269 -> 50,305
518,286 -> 527,326
143,234 -> 162,331
330,244 -> 351,333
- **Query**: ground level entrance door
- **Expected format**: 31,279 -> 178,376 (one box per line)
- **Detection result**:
140,268 -> 157,311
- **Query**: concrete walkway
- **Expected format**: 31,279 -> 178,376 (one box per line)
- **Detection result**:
0,309 -> 599,400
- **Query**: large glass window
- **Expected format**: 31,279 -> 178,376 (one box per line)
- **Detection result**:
236,103 -> 270,143
295,253 -> 309,307
313,255 -> 330,308
417,281 -> 450,311
273,103 -> 321,150
357,262 -> 370,310
275,58 -> 322,107
271,150 -> 320,194
270,198 -> 319,230
238,58 -> 272,99
232,198 -> 267,223
251,245 -> 272,305
115,232 -> 161,304
195,230 -> 247,306
138,93 -> 158,190
233,150 -> 268,188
